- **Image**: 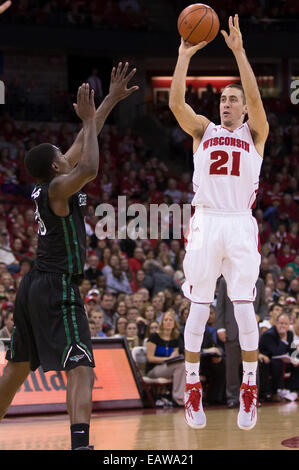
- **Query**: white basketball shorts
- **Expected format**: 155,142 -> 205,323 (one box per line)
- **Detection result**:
182,207 -> 261,303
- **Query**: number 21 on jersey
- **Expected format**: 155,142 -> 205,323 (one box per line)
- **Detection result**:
209,150 -> 241,176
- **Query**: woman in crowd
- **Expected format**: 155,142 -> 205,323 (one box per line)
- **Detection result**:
115,299 -> 127,317
145,310 -> 185,406
143,320 -> 160,346
125,321 -> 140,350
114,316 -> 128,338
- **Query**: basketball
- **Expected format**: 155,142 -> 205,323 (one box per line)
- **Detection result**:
177,3 -> 220,45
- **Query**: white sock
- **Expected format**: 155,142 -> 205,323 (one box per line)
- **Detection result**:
185,361 -> 200,385
242,361 -> 257,386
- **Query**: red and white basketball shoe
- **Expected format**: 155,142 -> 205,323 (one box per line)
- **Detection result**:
184,382 -> 206,429
237,383 -> 258,430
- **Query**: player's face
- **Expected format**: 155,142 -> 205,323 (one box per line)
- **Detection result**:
52,146 -> 72,175
220,88 -> 247,128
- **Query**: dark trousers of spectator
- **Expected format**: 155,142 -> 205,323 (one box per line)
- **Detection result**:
200,356 -> 226,405
225,340 -> 242,403
259,359 -> 299,394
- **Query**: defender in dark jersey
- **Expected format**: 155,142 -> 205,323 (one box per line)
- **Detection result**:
0,63 -> 139,450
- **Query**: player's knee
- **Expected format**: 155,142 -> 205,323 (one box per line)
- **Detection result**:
67,366 -> 94,389
233,302 -> 259,350
233,302 -> 257,333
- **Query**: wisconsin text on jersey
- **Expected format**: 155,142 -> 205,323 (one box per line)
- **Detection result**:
203,136 -> 250,153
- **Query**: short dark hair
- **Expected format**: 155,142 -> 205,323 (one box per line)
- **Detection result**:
19,257 -> 33,268
223,83 -> 246,104
25,143 -> 57,182
269,303 -> 282,313
128,307 -> 139,313
102,292 -> 114,299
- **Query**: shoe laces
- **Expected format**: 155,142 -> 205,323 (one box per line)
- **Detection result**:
185,382 -> 202,414
241,383 -> 258,417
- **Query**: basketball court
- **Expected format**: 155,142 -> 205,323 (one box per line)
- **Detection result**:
1,402 -> 298,450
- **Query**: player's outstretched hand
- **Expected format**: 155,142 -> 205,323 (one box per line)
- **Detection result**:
73,83 -> 96,122
0,0 -> 11,14
221,14 -> 244,53
179,37 -> 207,58
109,62 -> 139,101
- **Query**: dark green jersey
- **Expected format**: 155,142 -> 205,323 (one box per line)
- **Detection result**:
31,183 -> 87,274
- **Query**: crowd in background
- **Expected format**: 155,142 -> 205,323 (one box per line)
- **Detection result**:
173,0 -> 299,21
1,0 -> 298,31
0,0 -> 152,30
0,83 -> 299,406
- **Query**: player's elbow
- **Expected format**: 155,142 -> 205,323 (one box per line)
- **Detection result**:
78,163 -> 98,180
169,99 -> 182,111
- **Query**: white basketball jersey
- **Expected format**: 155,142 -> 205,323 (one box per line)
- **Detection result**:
192,122 -> 263,210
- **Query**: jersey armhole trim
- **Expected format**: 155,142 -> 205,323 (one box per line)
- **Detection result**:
193,120 -> 214,156
245,122 -> 264,160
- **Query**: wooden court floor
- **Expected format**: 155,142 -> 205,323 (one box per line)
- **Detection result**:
0,402 -> 298,450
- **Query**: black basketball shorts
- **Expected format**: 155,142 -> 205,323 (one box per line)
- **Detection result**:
6,269 -> 95,372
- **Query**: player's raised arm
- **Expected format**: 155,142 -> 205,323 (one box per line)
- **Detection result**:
0,1 -> 11,14
169,38 -> 210,142
221,14 -> 269,150
64,62 -> 139,168
49,83 -> 98,203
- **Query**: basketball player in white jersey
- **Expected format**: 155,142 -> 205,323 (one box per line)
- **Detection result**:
169,14 -> 269,430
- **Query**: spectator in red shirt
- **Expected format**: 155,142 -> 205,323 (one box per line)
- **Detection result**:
264,181 -> 283,208
129,247 -> 145,276
264,233 -> 279,256
177,172 -> 191,192
255,209 -> 271,244
287,222 -> 299,251
276,222 -> 290,248
148,181 -> 164,204
130,268 -> 146,293
277,243 -> 296,270
12,238 -> 25,261
278,193 -> 299,223
121,169 -> 141,197
287,177 -> 299,204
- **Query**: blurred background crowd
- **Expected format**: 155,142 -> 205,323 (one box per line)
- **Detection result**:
0,0 -> 299,408
1,0 -> 299,29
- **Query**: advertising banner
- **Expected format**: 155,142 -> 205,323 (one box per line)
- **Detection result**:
0,338 -> 142,415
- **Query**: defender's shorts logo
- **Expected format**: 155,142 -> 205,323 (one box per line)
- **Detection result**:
69,354 -> 85,362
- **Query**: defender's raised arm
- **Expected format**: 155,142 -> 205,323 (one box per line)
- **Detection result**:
64,62 -> 139,168
49,83 -> 99,210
